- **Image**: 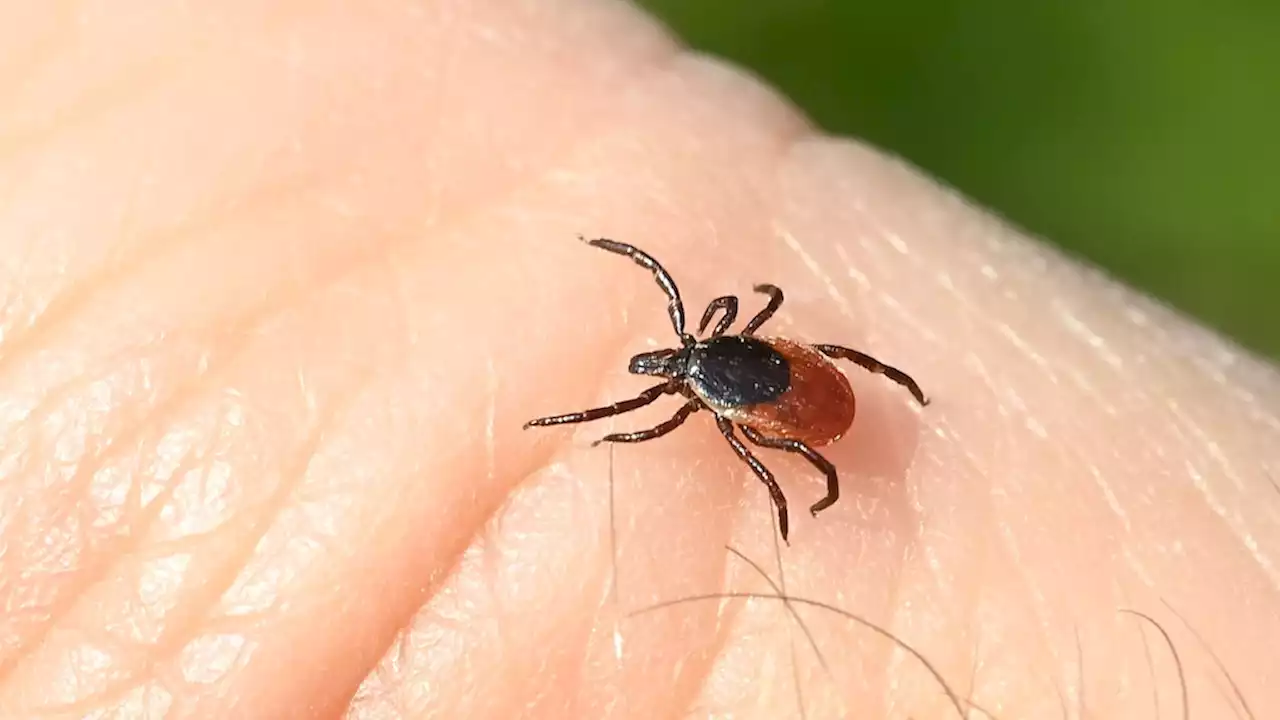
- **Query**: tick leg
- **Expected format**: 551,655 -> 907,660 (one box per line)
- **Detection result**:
740,426 -> 840,518
698,295 -> 739,337
716,417 -> 791,544
741,284 -> 784,335
813,344 -> 929,406
580,236 -> 694,345
592,399 -> 702,446
524,380 -> 677,428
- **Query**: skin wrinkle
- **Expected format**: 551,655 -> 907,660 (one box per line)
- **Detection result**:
83,433 -> 213,641
13,517 -> 184,706
483,509 -> 526,711
724,545 -> 832,690
0,185 -> 408,688
673,591 -> 740,717
0,346 -> 236,683
459,450 -> 716,718
623,467 -> 744,718
27,377 -> 353,717
491,515 -> 591,712
363,307 -> 706,714
0,56 -> 181,165
12,358 -> 368,712
0,193 -> 437,707
362,239 -> 502,656
382,547 -> 485,717
0,337 -> 146,462
0,168 -> 333,385
358,327 -> 636,713
162,366 -> 383,717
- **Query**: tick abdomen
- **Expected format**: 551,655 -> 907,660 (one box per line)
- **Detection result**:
715,337 -> 857,446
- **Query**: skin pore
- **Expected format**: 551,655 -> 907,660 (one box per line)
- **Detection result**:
1,1 -> 1278,718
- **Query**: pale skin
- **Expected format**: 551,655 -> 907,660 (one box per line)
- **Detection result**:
1,2 -> 1278,719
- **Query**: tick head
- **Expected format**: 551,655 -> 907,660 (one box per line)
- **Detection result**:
627,347 -> 687,379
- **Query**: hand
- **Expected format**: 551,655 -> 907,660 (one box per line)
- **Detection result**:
1,2 -> 1276,718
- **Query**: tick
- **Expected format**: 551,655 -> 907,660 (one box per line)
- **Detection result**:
524,238 -> 929,542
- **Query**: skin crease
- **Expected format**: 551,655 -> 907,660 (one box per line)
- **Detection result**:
0,1 -> 1278,718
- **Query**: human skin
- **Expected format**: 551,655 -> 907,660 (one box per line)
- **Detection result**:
1,1 -> 1278,718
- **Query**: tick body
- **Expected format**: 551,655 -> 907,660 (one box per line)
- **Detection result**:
524,237 -> 929,543
691,336 -> 856,447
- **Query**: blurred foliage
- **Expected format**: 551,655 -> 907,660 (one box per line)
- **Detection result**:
639,0 -> 1280,359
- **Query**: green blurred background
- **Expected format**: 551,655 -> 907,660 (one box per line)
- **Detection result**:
639,0 -> 1280,359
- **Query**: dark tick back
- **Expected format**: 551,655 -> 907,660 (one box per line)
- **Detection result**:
688,336 -> 790,409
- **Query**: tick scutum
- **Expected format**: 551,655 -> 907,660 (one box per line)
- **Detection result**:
687,335 -> 791,409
